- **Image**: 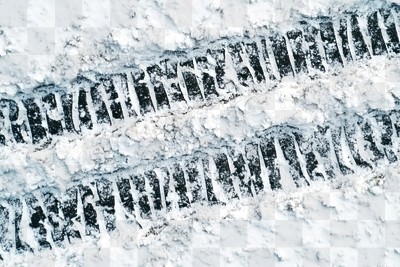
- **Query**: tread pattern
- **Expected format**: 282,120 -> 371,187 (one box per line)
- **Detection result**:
1,4 -> 400,258
0,106 -> 399,257
0,7 -> 399,145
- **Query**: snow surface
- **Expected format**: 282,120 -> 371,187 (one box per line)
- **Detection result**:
0,0 -> 400,266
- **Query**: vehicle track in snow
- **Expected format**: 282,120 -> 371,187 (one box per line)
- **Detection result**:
1,100 -> 400,257
0,4 -> 399,147
0,2 -> 400,259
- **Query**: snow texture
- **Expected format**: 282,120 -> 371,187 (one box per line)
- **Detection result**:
0,0 -> 400,266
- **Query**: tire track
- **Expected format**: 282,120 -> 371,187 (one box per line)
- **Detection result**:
0,3 -> 400,259
0,105 -> 400,256
0,4 -> 399,146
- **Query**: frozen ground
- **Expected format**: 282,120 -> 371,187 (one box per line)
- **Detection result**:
0,0 -> 400,266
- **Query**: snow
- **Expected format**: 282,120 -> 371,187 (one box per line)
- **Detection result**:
0,0 -> 399,266
4,166 -> 399,266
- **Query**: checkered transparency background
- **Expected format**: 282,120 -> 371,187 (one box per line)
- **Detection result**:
25,186 -> 389,267
0,0 -> 247,54
17,184 -> 399,266
88,188 -> 397,267
0,0 -> 399,266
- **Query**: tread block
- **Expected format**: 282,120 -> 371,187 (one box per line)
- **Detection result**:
278,134 -> 309,187
244,144 -> 264,195
144,171 -> 162,210
207,49 -> 226,89
152,79 -> 171,109
227,43 -> 243,64
350,14 -> 371,59
8,198 -> 33,253
380,8 -> 400,54
278,133 -> 310,187
373,112 -> 393,146
259,136 -> 282,190
42,93 -> 63,135
182,72 -> 203,100
313,126 -> 336,179
269,35 -> 294,77
202,72 -> 219,100
227,43 -> 254,87
116,177 -> 135,215
100,76 -> 124,120
260,39 -> 277,80
61,187 -> 82,243
302,23 -> 326,72
286,30 -> 309,73
293,132 -> 323,180
95,178 -> 116,232
0,205 -> 12,252
213,153 -> 238,199
131,70 -> 155,115
373,112 -> 397,162
195,57 -> 219,99
185,158 -> 204,203
319,21 -> 344,66
42,192 -> 65,245
201,158 -> 219,203
90,84 -> 111,125
171,164 -> 191,208
146,65 -> 171,109
22,98 -> 47,144
367,11 -> 387,55
391,109 -> 400,137
160,167 -> 172,211
245,42 -> 266,83
77,89 -> 93,130
159,60 -> 186,102
231,151 -> 253,197
357,117 -> 385,163
131,175 -> 151,218
6,100 -> 27,143
330,127 -> 354,175
60,93 -> 77,132
339,18 -> 353,61
236,67 -> 254,87
114,73 -> 136,117
0,110 -> 5,145
24,194 -> 52,250
61,188 -> 78,221
343,121 -> 373,169
180,60 -> 203,101
170,83 -> 186,103
79,185 -> 100,236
